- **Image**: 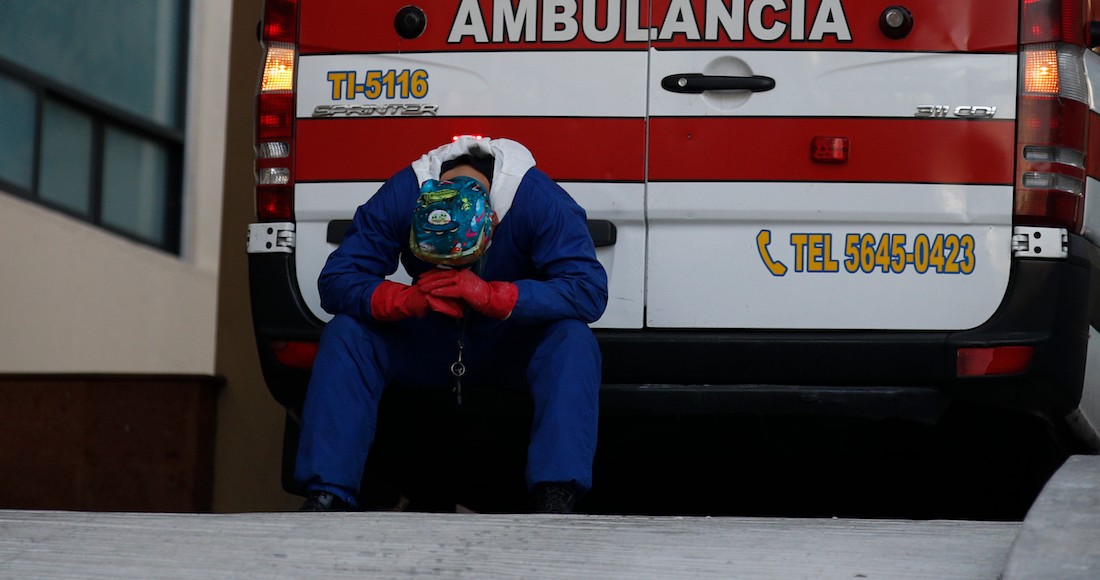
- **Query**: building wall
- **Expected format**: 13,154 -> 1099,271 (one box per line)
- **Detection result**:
0,0 -> 249,514
212,0 -> 301,512
0,0 -> 229,376
0,0 -> 299,512
0,0 -> 299,513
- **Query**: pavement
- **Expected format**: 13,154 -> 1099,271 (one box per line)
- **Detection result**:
0,455 -> 1095,579
1002,454 -> 1100,579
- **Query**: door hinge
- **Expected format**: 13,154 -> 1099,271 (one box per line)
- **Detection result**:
1011,226 -> 1067,258
247,222 -> 296,254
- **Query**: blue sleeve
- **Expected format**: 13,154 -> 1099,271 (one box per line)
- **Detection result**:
507,175 -> 609,325
318,169 -> 417,321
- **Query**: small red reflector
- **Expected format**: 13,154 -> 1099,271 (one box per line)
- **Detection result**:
257,185 -> 294,221
957,346 -> 1035,377
811,137 -> 849,163
1014,188 -> 1084,230
1020,0 -> 1084,45
258,93 -> 294,140
272,341 -> 319,369
262,0 -> 299,44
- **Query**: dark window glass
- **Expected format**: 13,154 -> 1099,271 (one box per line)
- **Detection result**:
0,0 -> 185,128
0,75 -> 35,190
39,99 -> 95,217
0,0 -> 187,254
102,127 -> 170,247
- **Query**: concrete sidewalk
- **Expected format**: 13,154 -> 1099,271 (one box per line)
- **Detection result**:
1003,454 -> 1100,580
0,510 -> 1018,578
0,455 -> 1095,579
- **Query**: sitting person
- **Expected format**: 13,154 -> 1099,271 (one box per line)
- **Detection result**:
295,136 -> 608,513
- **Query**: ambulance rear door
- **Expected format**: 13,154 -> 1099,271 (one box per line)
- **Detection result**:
292,0 -> 650,329
644,0 -> 1020,330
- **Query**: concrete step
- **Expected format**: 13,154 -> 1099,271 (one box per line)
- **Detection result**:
1,454 -> 1095,579
0,510 -> 1018,578
1003,454 -> 1100,580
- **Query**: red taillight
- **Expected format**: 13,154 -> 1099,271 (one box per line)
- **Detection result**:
957,346 -> 1035,377
261,0 -> 299,44
1016,0 -> 1090,232
258,91 -> 293,141
1021,0 -> 1085,44
1016,94 -> 1088,229
271,341 -> 318,369
256,1 -> 299,223
256,90 -> 295,221
257,185 -> 294,221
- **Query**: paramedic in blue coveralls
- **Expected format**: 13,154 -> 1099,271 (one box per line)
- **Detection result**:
295,136 -> 609,513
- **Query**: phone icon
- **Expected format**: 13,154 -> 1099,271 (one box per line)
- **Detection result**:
757,230 -> 788,277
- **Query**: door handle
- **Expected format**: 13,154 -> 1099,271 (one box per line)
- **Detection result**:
661,73 -> 775,94
587,219 -> 617,247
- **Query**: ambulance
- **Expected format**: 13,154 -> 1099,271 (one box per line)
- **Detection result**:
248,0 -> 1100,489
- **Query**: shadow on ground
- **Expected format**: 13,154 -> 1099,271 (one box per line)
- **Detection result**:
347,389 -> 1073,521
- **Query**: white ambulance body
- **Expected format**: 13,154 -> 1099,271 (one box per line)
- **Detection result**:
249,0 -> 1100,485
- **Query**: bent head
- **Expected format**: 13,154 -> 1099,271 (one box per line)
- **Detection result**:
441,154 -> 493,190
410,174 -> 495,266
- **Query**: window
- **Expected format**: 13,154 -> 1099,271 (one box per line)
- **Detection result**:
0,75 -> 35,190
0,0 -> 188,253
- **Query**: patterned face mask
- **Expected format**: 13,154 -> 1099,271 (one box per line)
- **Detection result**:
410,176 -> 495,266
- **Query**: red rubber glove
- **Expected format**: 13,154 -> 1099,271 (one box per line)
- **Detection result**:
370,280 -> 467,321
418,268 -> 519,320
369,281 -> 430,321
424,293 -> 465,319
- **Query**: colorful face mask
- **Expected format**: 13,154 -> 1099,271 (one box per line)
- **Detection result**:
410,176 -> 494,266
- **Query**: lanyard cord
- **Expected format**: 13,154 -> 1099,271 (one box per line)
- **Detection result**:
450,320 -> 467,405
449,256 -> 488,405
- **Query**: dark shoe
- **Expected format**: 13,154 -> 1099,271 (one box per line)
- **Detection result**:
299,491 -> 351,512
534,483 -> 577,514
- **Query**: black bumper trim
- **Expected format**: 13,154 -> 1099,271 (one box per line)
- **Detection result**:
250,234 -> 1099,419
599,383 -> 951,422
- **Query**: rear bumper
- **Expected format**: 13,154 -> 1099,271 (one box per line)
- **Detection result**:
249,234 -> 1099,423
248,250 -> 325,414
599,235 -> 1097,420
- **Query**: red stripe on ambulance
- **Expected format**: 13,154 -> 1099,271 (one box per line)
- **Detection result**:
648,117 -> 1015,184
297,116 -> 1015,185
296,117 -> 646,182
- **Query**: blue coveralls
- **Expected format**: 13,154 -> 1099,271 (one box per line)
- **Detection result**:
294,164 -> 609,505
